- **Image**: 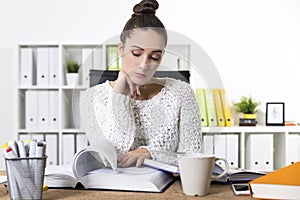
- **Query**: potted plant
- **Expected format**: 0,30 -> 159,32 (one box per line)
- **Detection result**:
66,61 -> 80,86
233,96 -> 260,126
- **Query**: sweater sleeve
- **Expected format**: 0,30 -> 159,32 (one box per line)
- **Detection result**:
176,84 -> 203,153
80,84 -> 136,153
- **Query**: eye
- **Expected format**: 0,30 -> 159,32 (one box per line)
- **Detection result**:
150,54 -> 161,61
131,50 -> 142,57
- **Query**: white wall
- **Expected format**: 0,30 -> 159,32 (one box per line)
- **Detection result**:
0,0 -> 299,168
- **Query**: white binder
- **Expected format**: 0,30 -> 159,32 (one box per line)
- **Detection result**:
20,48 -> 34,86
76,133 -> 88,153
226,134 -> 239,168
25,90 -> 38,130
45,134 -> 58,166
49,91 -> 59,130
214,134 -> 227,168
286,134 -> 299,165
82,48 -> 93,86
37,48 -> 49,86
49,47 -> 60,86
246,134 -> 262,170
203,134 -> 214,155
37,91 -> 49,130
63,134 -> 75,165
93,47 -> 104,69
261,134 -> 274,171
246,134 -> 273,171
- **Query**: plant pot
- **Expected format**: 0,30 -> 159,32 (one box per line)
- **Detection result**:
243,114 -> 256,119
66,73 -> 79,86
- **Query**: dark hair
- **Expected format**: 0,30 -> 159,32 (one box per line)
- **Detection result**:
120,0 -> 168,46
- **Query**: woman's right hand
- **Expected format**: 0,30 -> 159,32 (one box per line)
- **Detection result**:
113,70 -> 142,99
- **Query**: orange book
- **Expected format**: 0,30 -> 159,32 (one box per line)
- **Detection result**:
248,162 -> 300,199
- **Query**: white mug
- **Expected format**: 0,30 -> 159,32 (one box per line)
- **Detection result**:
178,153 -> 229,196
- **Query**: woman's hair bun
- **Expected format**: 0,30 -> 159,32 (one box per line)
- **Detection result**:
133,0 -> 159,15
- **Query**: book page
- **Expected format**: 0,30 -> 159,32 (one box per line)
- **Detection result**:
45,164 -> 74,179
72,149 -> 106,180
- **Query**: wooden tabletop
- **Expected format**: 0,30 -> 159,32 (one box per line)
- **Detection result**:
0,173 -> 249,200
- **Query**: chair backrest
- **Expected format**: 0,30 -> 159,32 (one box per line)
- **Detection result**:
89,69 -> 190,87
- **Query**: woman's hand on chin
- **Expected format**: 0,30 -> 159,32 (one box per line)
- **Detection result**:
113,70 -> 144,99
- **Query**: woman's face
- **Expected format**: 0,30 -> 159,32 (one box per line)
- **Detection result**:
119,29 -> 165,85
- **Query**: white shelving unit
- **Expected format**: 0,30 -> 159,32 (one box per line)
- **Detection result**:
18,42 -> 300,170
202,126 -> 300,171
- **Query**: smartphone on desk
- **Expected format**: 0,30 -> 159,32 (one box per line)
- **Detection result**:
231,183 -> 250,195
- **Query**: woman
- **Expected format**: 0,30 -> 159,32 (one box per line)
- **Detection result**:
80,0 -> 202,170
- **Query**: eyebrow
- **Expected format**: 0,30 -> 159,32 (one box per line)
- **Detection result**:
131,45 -> 163,53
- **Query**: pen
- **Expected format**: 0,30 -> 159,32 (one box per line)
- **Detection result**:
29,139 -> 36,158
17,140 -> 26,158
8,140 -> 19,157
1,143 -> 8,154
35,141 -> 46,157
5,147 -> 16,158
24,139 -> 30,157
17,140 -> 30,172
35,141 -> 46,188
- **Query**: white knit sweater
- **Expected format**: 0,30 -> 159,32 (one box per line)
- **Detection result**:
80,78 -> 202,165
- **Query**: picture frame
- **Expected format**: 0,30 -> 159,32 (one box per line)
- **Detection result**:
266,102 -> 285,126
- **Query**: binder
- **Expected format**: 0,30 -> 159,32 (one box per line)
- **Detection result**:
195,88 -> 208,126
49,47 -> 60,86
261,134 -> 273,171
45,134 -> 58,166
93,47 -> 104,69
37,91 -> 49,130
213,89 -> 225,126
76,133 -> 89,153
25,90 -> 38,130
20,48 -> 34,86
63,134 -> 75,165
226,134 -> 239,168
246,134 -> 262,170
48,91 -> 59,130
246,134 -> 273,171
82,48 -> 93,87
107,46 -> 119,70
219,89 -> 233,126
286,134 -> 299,165
37,48 -> 49,86
214,134 -> 227,168
204,89 -> 217,126
202,134 -> 214,155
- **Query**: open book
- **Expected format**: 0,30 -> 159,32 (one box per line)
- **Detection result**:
44,149 -> 175,192
212,164 -> 266,183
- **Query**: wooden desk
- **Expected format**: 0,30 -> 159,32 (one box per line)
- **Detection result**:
0,173 -> 249,200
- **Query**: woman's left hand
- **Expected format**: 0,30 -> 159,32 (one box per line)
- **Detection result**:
118,148 -> 151,167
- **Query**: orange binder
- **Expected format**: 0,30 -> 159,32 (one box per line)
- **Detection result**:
249,162 -> 300,199
219,89 -> 232,126
213,89 -> 225,126
195,88 -> 208,126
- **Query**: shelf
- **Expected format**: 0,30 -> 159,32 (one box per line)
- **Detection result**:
18,129 -> 59,133
202,126 -> 300,133
18,86 -> 60,90
61,85 -> 88,90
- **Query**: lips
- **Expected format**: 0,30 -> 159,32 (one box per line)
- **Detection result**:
134,72 -> 146,78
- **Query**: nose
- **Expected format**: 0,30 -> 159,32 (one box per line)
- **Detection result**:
139,55 -> 150,70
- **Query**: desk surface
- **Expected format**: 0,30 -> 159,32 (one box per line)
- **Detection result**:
0,178 -> 249,199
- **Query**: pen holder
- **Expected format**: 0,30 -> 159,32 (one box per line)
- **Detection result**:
5,156 -> 47,200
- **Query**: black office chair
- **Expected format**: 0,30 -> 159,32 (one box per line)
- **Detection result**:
89,69 -> 190,87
